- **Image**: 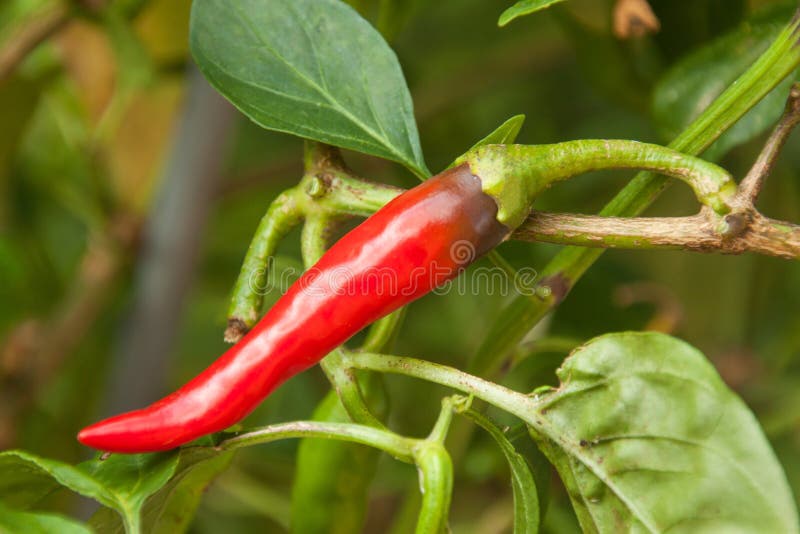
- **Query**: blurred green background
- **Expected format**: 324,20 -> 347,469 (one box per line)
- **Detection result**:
1,0 -> 799,531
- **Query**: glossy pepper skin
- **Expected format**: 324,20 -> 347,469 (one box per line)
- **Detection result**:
78,165 -> 508,453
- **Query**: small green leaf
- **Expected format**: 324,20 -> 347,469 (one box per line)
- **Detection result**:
531,332 -> 799,533
0,502 -> 91,534
653,7 -> 797,160
469,114 -> 526,149
463,411 -> 539,534
447,114 -> 525,170
190,0 -> 429,177
499,0 -> 567,27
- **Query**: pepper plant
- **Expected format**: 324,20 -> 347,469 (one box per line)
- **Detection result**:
2,0 -> 800,532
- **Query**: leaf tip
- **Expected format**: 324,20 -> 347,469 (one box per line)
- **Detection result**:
497,11 -> 514,27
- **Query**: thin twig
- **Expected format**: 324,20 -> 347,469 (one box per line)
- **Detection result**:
0,1 -> 71,82
738,83 -> 800,203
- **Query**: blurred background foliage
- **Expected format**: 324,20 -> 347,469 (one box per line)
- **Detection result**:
1,0 -> 799,532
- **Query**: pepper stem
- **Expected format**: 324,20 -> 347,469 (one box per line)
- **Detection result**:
225,189 -> 303,341
460,141 -> 738,229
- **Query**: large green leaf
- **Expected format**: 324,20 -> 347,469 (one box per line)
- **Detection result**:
530,332 -> 799,533
190,0 -> 429,177
653,7 -> 797,161
498,0 -> 568,27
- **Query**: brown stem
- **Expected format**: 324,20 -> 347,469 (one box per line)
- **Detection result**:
513,209 -> 800,260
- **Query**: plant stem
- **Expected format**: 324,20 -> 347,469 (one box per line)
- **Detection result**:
225,189 -> 303,341
123,513 -> 140,534
426,397 -> 457,444
308,168 -> 402,216
216,420 -> 416,462
346,352 -> 532,419
514,210 -> 800,259
321,349 -> 387,428
412,442 -> 453,534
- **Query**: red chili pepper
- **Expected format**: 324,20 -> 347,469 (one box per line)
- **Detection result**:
78,165 -> 508,453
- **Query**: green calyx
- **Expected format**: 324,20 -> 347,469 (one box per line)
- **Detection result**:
457,141 -> 738,231
456,144 -> 550,229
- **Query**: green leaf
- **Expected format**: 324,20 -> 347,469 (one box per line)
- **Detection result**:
88,448 -> 234,534
80,453 -> 180,511
530,332 -> 799,533
463,411 -> 539,534
498,0 -> 567,27
469,114 -> 526,149
653,7 -> 797,161
0,502 -> 91,534
190,0 -> 429,177
0,450 -> 180,532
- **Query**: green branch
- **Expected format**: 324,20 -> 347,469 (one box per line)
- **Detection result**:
225,189 -> 303,340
